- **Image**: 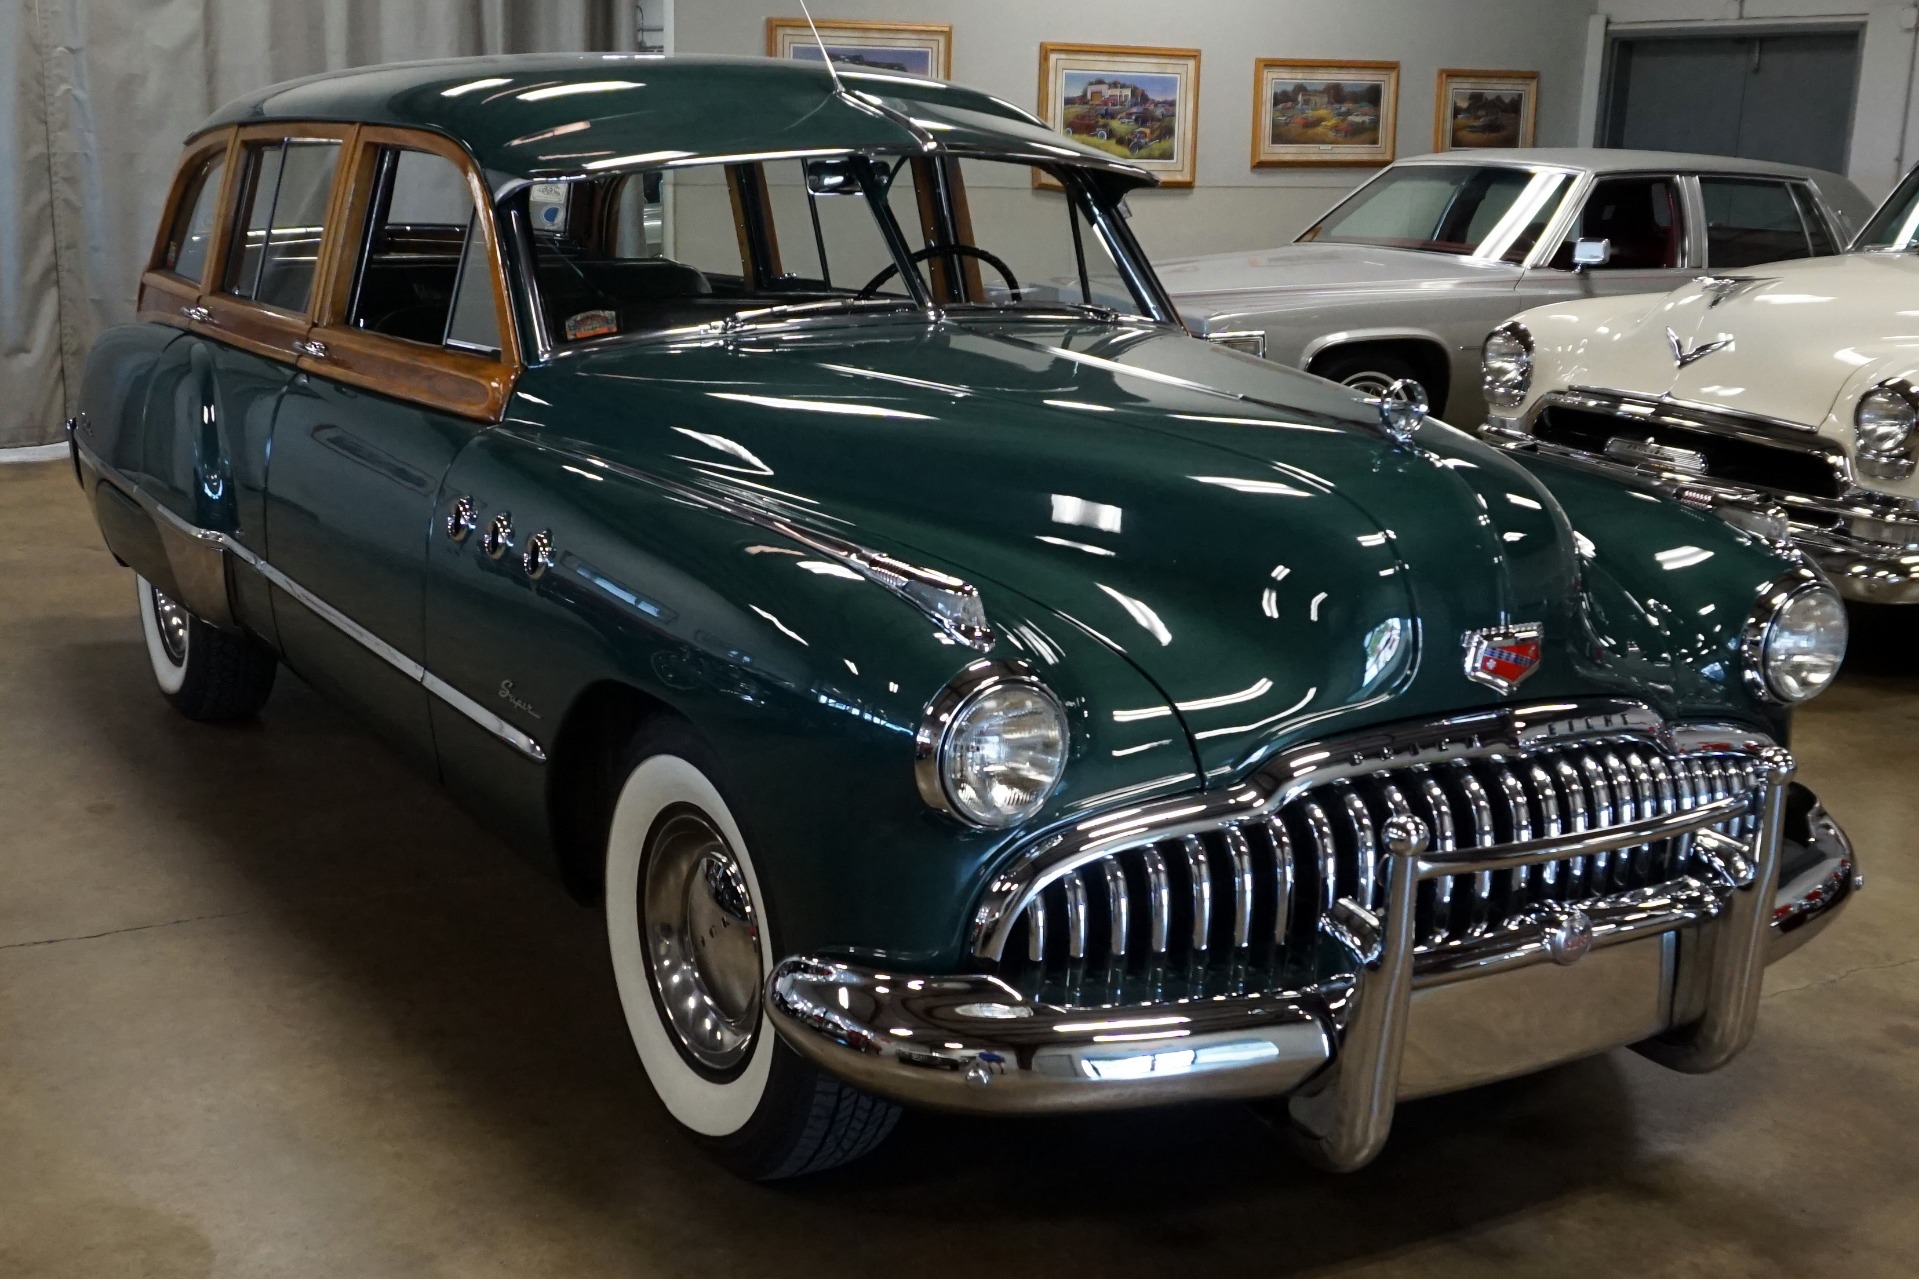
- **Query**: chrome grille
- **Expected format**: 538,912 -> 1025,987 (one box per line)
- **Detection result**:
997,736 -> 1757,1005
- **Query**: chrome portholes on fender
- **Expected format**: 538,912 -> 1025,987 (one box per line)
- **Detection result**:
445,495 -> 478,543
641,808 -> 764,1076
480,511 -> 514,560
522,529 -> 554,580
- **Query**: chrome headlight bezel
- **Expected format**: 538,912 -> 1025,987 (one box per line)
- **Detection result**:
1482,321 -> 1534,410
915,661 -> 1069,829
1853,380 -> 1918,480
1740,571 -> 1848,704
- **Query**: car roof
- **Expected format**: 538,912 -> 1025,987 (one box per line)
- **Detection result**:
1393,146 -> 1843,182
197,53 -> 1145,188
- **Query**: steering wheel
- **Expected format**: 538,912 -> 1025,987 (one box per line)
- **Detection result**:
857,244 -> 1022,302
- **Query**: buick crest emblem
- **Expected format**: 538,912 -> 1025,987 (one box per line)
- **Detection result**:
1462,622 -> 1543,693
1542,906 -> 1595,966
1666,326 -> 1734,369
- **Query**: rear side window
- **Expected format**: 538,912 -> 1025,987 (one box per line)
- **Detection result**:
222,139 -> 341,312
1552,175 -> 1682,270
348,147 -> 500,354
1792,185 -> 1837,255
1700,177 -> 1817,267
163,151 -> 226,284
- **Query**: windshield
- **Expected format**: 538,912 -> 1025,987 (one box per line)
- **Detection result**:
1299,164 -> 1573,262
513,154 -> 1157,348
1854,167 -> 1919,252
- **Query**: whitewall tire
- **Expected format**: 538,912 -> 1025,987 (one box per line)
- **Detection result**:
134,575 -> 277,722
602,722 -> 899,1178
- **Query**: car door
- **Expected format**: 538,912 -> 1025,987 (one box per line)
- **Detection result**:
266,126 -> 518,774
1516,171 -> 1697,306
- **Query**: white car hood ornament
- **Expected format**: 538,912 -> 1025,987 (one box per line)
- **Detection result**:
1667,326 -> 1734,369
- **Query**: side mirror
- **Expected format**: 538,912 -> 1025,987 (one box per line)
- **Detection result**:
804,156 -> 864,195
1571,237 -> 1612,270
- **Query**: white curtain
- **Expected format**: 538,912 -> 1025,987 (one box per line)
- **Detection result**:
0,0 -> 617,447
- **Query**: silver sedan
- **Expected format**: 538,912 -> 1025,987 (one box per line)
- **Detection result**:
1164,148 -> 1872,423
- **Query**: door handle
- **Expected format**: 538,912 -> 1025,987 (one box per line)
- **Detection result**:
293,338 -> 329,359
181,305 -> 212,324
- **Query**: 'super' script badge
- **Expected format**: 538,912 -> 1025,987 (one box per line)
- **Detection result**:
1462,623 -> 1543,693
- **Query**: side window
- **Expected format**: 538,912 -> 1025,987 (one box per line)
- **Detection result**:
222,139 -> 341,313
1552,175 -> 1683,270
1700,177 -> 1815,267
162,150 -> 226,284
348,147 -> 500,354
1792,184 -> 1838,255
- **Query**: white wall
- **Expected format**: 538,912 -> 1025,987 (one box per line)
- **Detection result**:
674,0 -> 1599,260
1587,1 -> 1919,199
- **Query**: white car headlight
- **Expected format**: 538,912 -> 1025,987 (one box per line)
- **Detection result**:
1745,578 -> 1848,703
916,666 -> 1068,828
1854,382 -> 1918,478
1482,322 -> 1533,410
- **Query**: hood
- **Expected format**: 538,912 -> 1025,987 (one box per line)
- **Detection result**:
1569,254 -> 1919,430
527,321 -> 1621,779
1158,242 -> 1522,310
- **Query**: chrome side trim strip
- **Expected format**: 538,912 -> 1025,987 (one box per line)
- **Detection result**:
78,446 -> 546,763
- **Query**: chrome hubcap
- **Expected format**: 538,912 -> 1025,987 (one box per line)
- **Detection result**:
641,810 -> 762,1074
1343,370 -> 1424,402
151,586 -> 189,666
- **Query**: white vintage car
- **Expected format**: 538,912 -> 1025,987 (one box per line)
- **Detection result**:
1478,165 -> 1919,604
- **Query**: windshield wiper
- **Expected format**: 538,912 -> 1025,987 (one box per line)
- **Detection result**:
942,300 -> 1133,323
714,297 -> 924,332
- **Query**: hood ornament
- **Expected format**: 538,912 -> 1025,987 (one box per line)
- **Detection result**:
1373,377 -> 1427,443
1666,326 -> 1734,369
1695,274 -> 1774,308
1462,622 -> 1543,693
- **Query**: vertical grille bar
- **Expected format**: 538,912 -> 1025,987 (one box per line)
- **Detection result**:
1265,816 -> 1294,946
1103,859 -> 1130,958
1063,871 -> 1089,961
1337,783 -> 1378,908
1454,763 -> 1497,931
1529,760 -> 1564,894
1492,762 -> 1532,900
1578,754 -> 1613,890
1624,751 -> 1657,881
1025,896 -> 1048,963
1142,845 -> 1172,954
1183,835 -> 1213,952
1414,772 -> 1458,944
1302,799 -> 1338,916
1224,824 -> 1256,950
1603,753 -> 1636,886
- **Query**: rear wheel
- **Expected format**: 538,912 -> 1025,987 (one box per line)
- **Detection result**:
136,575 -> 277,722
603,721 -> 899,1179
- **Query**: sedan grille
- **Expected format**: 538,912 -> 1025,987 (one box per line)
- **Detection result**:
996,739 -> 1756,1006
1534,403 -> 1843,499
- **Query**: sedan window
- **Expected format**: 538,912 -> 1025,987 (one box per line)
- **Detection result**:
348,147 -> 499,354
1549,175 -> 1682,270
1300,164 -> 1572,262
221,139 -> 341,313
161,150 -> 226,284
1700,177 -> 1820,267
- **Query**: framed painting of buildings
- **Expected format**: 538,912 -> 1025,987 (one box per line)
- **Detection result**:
1038,43 -> 1201,188
1434,69 -> 1538,150
1252,59 -> 1398,167
766,18 -> 951,80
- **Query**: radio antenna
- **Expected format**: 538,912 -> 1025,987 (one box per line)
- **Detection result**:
796,0 -> 848,97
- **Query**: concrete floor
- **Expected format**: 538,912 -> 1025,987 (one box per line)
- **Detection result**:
2,456 -> 1915,1278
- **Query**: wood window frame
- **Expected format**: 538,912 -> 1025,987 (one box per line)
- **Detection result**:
137,130 -> 238,329
305,125 -> 523,422
196,121 -> 357,365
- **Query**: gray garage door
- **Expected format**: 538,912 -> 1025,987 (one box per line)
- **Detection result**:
1602,32 -> 1860,175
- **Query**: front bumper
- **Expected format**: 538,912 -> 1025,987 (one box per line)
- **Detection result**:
1482,407 -> 1919,604
766,780 -> 1856,1170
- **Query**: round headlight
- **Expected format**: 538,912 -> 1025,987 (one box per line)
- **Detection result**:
918,671 -> 1068,828
1748,581 -> 1848,703
1854,384 -> 1917,457
1482,322 -> 1534,410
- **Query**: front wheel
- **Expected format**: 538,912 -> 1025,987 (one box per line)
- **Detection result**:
1314,348 -> 1431,408
136,575 -> 277,722
603,722 -> 899,1179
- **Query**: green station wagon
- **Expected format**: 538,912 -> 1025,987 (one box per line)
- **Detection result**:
71,54 -> 1859,1179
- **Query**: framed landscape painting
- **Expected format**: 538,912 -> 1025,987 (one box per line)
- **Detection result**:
1435,69 -> 1538,150
1251,59 -> 1398,168
766,18 -> 951,80
1038,43 -> 1201,188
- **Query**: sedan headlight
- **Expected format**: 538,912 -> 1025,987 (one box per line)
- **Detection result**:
1744,577 -> 1848,703
1854,382 -> 1918,479
1482,322 -> 1533,410
916,665 -> 1068,828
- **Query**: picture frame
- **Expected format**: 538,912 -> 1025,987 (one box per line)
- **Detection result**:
1251,59 -> 1398,168
1037,43 -> 1201,189
765,18 -> 952,81
1434,69 -> 1538,151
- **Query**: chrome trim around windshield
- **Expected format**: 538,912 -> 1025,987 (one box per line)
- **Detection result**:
78,447 -> 547,763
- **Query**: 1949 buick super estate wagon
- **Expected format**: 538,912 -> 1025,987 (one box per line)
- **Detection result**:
70,54 -> 1859,1179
